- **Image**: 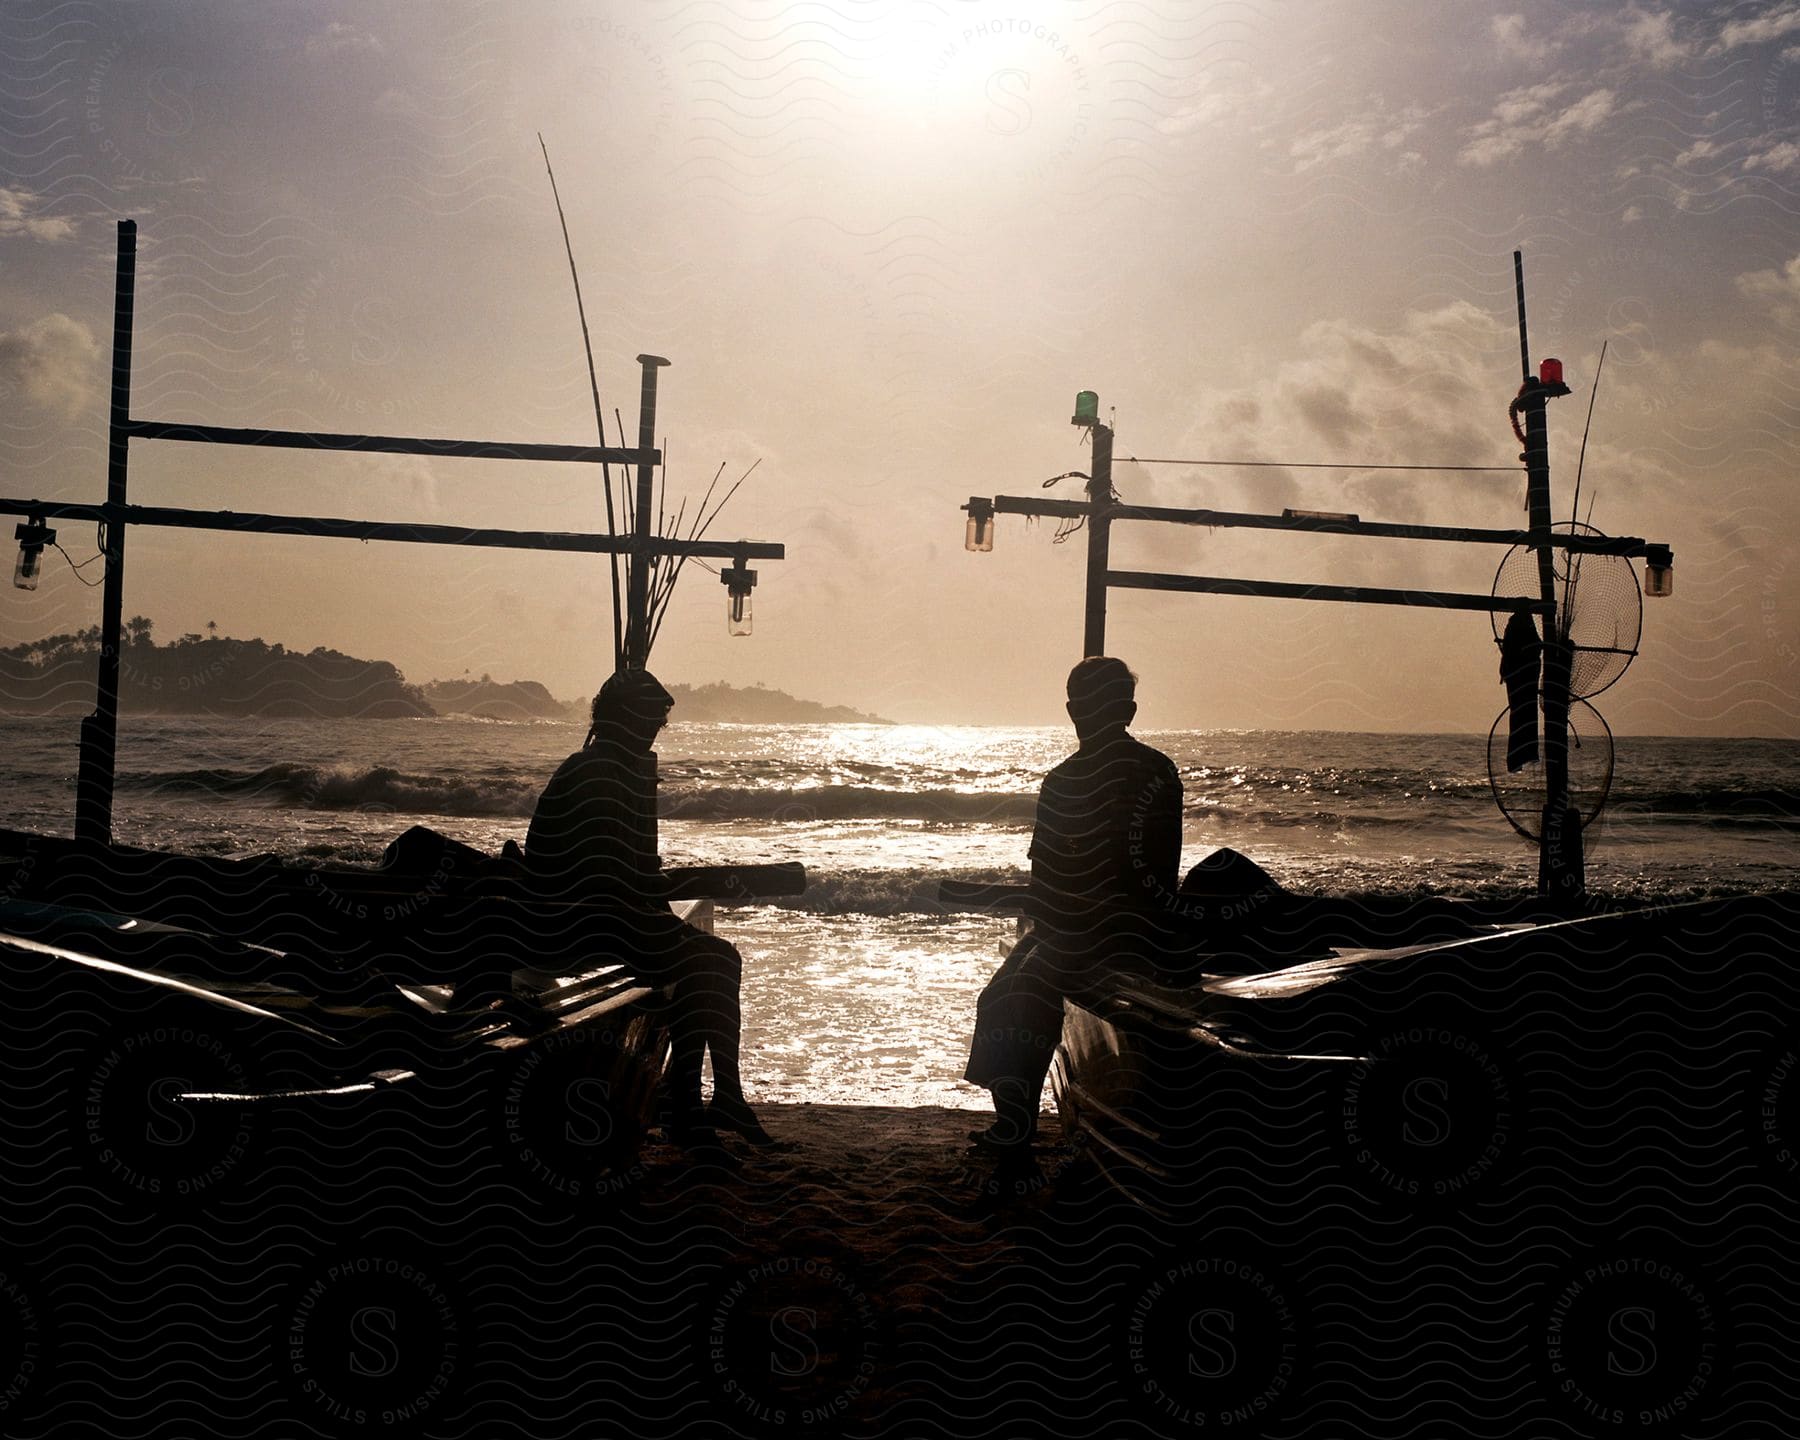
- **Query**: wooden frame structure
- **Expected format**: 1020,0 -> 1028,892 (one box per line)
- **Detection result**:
963,256 -> 1674,901
1,221 -> 786,845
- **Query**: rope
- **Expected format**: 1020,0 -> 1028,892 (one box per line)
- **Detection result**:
54,542 -> 104,587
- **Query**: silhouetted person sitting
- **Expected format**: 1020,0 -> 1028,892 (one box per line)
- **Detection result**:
965,656 -> 1182,1152
526,668 -> 771,1148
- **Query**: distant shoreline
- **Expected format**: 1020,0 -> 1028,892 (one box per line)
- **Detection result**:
0,627 -> 893,725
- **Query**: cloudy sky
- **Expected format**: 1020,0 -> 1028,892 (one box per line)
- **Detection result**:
2,0 -> 1797,734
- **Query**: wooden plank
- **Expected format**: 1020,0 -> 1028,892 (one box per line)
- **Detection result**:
125,418 -> 655,467
991,493 -> 1657,555
1108,569 -> 1546,612
0,501 -> 786,561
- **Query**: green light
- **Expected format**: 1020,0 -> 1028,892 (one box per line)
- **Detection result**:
1072,390 -> 1099,427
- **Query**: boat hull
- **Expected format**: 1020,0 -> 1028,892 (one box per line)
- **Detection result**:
1050,893 -> 1800,1224
0,884 -> 688,1218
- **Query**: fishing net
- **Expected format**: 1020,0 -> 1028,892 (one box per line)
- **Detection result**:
1486,696 -> 1614,841
1490,521 -> 1642,699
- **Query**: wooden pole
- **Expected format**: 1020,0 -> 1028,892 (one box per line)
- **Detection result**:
1084,420 -> 1113,656
1525,388 -> 1581,902
626,356 -> 669,670
75,220 -> 135,846
1514,251 -> 1532,386
1514,252 -> 1581,901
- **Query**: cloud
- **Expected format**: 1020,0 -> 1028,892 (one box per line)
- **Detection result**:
1621,8 -> 1690,67
1156,71 -> 1268,137
0,313 -> 100,415
1491,14 -> 1554,63
1715,4 -> 1800,51
1174,303 -> 1511,486
305,22 -> 383,60
1674,138 -> 1719,166
1459,85 -> 1620,166
1157,93 -> 1236,137
1744,139 -> 1800,173
1288,101 -> 1430,173
1492,81 -> 1566,125
1735,253 -> 1800,322
1544,87 -> 1619,140
1484,11 -> 1689,72
0,187 -> 75,243
1131,302 -> 1521,593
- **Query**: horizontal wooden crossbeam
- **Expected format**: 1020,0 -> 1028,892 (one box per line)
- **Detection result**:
0,498 -> 783,559
1107,569 -> 1550,612
124,419 -> 656,468
989,494 -> 1657,556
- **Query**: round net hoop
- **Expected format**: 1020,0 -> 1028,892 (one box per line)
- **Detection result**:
1486,695 -> 1615,841
1490,521 -> 1643,699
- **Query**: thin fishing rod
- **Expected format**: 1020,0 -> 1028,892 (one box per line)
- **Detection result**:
648,467 -> 749,651
613,410 -> 631,527
613,405 -> 634,630
690,459 -> 760,548
1570,340 -> 1607,537
538,133 -> 623,672
655,495 -> 688,617
647,458 -> 761,651
1559,341 -> 1609,641
650,463 -> 723,631
654,435 -> 669,604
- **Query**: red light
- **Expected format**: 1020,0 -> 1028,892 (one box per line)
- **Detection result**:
1539,358 -> 1564,385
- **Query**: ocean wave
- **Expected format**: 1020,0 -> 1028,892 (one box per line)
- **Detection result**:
1201,806 -> 1483,830
730,866 -> 1765,915
663,786 -> 1039,823
117,768 -> 1044,823
1605,786 -> 1800,820
121,763 -> 540,818
112,763 -> 1800,830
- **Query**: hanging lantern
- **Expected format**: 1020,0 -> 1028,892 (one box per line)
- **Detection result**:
963,496 -> 995,552
1642,544 -> 1674,599
13,517 -> 55,591
721,556 -> 757,636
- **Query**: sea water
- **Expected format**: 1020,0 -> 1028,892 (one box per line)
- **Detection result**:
3,715 -> 1795,1107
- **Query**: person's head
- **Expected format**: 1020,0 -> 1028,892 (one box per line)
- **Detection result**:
1065,655 -> 1137,741
587,668 -> 675,751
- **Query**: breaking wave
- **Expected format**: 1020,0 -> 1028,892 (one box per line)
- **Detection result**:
1604,786 -> 1800,820
119,766 -> 1043,822
113,762 -> 1800,830
120,763 -> 541,818
663,787 -> 1038,823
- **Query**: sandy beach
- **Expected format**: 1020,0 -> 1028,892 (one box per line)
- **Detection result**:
604,1103 -> 1166,1435
630,1102 -> 1085,1254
